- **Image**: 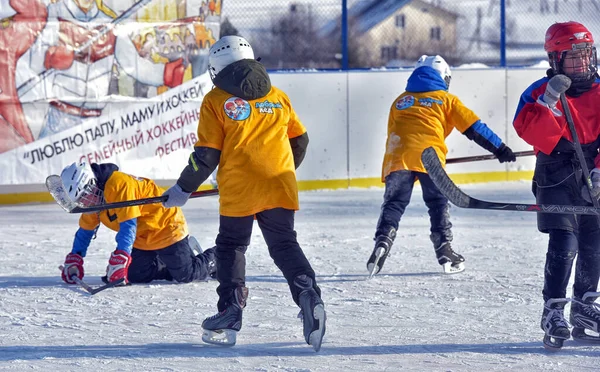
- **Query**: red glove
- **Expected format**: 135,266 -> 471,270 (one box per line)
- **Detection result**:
44,45 -> 75,70
61,253 -> 84,284
164,58 -> 185,88
106,250 -> 131,284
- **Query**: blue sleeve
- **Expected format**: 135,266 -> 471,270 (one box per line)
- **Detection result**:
72,227 -> 96,257
115,218 -> 137,254
462,120 -> 503,153
470,121 -> 503,148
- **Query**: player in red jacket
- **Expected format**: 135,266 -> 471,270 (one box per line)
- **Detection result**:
513,21 -> 600,349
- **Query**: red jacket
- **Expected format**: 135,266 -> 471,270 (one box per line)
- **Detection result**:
513,77 -> 600,167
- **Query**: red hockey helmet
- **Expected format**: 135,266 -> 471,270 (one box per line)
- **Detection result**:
544,22 -> 597,82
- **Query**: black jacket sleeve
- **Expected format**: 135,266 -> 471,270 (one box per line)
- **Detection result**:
462,125 -> 501,154
176,146 -> 221,193
289,132 -> 309,169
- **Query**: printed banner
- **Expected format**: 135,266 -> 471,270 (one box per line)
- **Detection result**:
0,0 -> 222,185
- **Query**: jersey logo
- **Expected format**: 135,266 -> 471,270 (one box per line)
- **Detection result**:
106,210 -> 117,222
255,100 -> 283,114
418,97 -> 443,107
395,95 -> 414,110
224,97 -> 251,121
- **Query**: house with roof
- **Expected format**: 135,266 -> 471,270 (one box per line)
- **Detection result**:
320,0 -> 460,68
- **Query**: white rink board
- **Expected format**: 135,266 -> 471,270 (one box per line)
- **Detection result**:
1,67 -> 548,195
276,67 -> 545,181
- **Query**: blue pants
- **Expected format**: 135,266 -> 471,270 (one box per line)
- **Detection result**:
214,208 -> 319,312
128,236 -> 211,283
544,227 -> 600,301
376,170 -> 452,248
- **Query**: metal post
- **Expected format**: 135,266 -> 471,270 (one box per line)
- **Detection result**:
500,0 -> 506,67
341,0 -> 348,70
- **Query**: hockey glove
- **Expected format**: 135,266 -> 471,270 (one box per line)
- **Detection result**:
61,253 -> 84,284
541,75 -> 571,108
493,143 -> 516,163
106,250 -> 131,284
162,183 -> 191,208
582,168 -> 600,203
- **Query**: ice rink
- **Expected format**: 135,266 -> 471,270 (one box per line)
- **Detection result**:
0,181 -> 599,371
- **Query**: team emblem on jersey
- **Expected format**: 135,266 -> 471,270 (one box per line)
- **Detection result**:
395,95 -> 414,110
224,97 -> 251,120
418,97 -> 443,107
255,100 -> 283,114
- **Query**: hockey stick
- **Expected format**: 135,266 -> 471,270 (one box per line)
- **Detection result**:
559,93 -> 600,224
17,0 -> 154,97
446,150 -> 535,164
421,146 -> 600,215
58,265 -> 125,295
46,175 -> 218,213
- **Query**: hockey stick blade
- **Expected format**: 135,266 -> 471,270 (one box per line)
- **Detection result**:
58,265 -> 125,295
421,146 -> 600,216
90,278 -> 126,295
46,174 -> 219,213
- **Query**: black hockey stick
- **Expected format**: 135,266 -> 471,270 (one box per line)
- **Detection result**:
421,147 -> 600,215
446,150 -> 535,164
58,265 -> 125,295
46,174 -> 218,213
559,93 -> 600,224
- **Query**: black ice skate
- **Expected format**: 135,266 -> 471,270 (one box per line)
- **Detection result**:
200,247 -> 217,279
189,236 -> 202,256
295,275 -> 326,352
570,292 -> 600,343
435,242 -> 465,274
201,286 -> 248,347
541,298 -> 571,350
367,228 -> 396,278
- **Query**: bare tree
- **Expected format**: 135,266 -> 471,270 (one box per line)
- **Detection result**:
254,3 -> 335,69
220,17 -> 239,37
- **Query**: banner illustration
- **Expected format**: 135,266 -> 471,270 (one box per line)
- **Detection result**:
0,0 -> 222,185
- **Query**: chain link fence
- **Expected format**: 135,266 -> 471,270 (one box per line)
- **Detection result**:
220,0 -> 600,69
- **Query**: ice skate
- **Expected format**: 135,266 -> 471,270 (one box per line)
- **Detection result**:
541,298 -> 571,350
435,242 -> 465,274
367,228 -> 396,278
570,292 -> 600,343
201,247 -> 217,279
295,275 -> 326,352
202,286 -> 248,347
189,236 -> 202,256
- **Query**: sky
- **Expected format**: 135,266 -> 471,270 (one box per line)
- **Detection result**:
0,181 -> 599,371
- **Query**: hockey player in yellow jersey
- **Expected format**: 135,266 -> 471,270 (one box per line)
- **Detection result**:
161,36 -> 326,351
367,55 -> 517,277
59,162 -> 216,286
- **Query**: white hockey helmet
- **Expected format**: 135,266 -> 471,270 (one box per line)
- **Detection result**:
415,55 -> 452,88
60,162 -> 103,207
208,35 -> 254,80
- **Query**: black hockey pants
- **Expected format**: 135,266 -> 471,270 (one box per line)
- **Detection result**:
214,208 -> 320,312
376,170 -> 452,248
128,236 -> 211,283
544,227 -> 600,302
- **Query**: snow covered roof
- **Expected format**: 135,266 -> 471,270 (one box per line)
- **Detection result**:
319,0 -> 459,37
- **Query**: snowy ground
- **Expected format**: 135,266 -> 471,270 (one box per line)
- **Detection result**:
1,181 -> 599,371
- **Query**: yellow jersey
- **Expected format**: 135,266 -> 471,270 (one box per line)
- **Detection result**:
382,90 -> 479,180
79,171 -> 188,250
195,86 -> 306,217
